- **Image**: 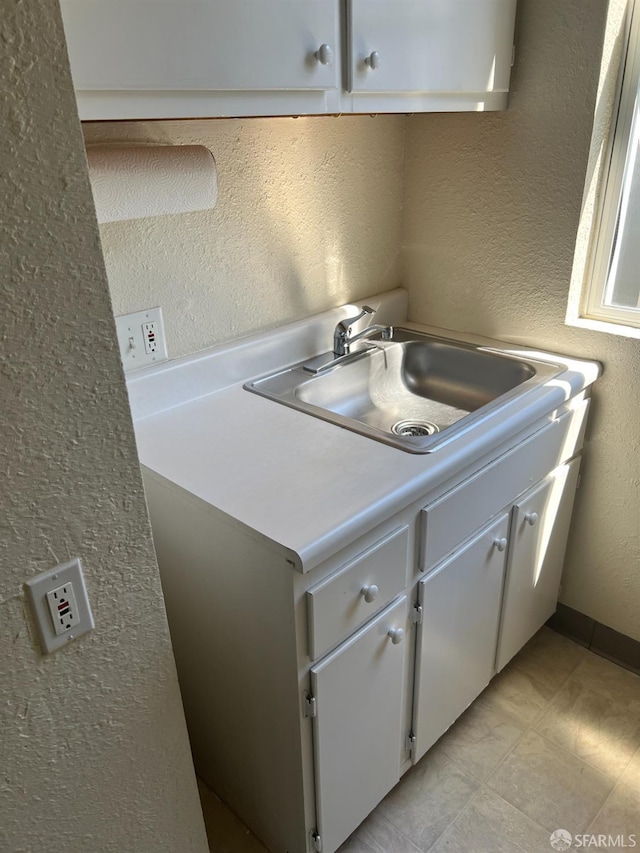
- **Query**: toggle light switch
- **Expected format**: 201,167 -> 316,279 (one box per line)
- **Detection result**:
115,307 -> 168,372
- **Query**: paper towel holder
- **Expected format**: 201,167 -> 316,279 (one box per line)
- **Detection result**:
86,143 -> 218,223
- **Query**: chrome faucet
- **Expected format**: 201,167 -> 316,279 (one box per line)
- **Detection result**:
333,305 -> 393,357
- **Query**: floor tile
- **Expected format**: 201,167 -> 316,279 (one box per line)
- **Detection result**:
536,679 -> 640,778
378,744 -> 479,852
570,654 -> 640,714
620,748 -> 640,794
338,810 -> 424,853
477,661 -> 558,728
487,730 -> 615,834
437,700 -> 524,782
429,789 -> 552,853
479,629 -> 587,729
197,779 -> 268,853
588,784 -> 640,848
513,627 -> 587,695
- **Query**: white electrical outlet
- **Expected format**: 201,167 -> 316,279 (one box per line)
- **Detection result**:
143,322 -> 158,354
115,307 -> 168,372
25,558 -> 95,654
46,582 -> 80,635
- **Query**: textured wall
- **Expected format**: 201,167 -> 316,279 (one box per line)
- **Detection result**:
0,2 -> 209,851
403,0 -> 640,640
82,115 -> 405,359
70,2 -> 637,645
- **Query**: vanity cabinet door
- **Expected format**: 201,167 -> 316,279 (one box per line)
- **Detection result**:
496,458 -> 581,672
347,0 -> 516,95
413,514 -> 509,763
310,596 -> 407,853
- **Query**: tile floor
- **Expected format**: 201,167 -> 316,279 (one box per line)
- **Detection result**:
197,628 -> 640,853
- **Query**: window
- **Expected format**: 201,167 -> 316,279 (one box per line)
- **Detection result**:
571,0 -> 640,336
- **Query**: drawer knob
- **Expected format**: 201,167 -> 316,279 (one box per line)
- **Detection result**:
494,537 -> 508,552
361,584 -> 379,603
314,44 -> 334,66
387,627 -> 404,645
525,512 -> 539,526
365,50 -> 381,71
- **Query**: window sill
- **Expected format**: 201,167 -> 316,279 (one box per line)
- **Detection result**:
565,311 -> 640,340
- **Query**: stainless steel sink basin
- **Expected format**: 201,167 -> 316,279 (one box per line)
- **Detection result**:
245,327 -> 563,453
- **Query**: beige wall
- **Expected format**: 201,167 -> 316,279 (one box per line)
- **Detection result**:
78,2 -> 637,646
0,2 -> 209,850
403,0 -> 640,641
83,116 -> 405,359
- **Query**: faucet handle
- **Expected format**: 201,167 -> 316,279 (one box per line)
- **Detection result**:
333,305 -> 379,357
341,305 -> 376,332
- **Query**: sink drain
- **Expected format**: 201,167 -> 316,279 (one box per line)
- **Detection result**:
391,420 -> 439,438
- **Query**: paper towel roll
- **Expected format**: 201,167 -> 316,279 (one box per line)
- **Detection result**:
86,145 -> 218,223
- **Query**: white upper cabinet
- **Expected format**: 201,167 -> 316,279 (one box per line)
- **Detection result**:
60,0 -> 517,119
60,0 -> 341,119
346,0 -> 516,109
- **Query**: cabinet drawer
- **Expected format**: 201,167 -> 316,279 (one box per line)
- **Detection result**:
307,525 -> 409,660
419,399 -> 589,572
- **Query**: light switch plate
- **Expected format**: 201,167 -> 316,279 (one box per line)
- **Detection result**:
115,307 -> 168,372
25,558 -> 95,654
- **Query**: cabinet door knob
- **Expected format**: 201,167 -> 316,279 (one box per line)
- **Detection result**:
493,537 -> 508,552
525,511 -> 539,526
314,44 -> 334,66
387,627 -> 404,645
365,50 -> 381,71
361,584 -> 379,603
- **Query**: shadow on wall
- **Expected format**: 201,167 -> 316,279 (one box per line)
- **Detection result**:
82,115 -> 405,360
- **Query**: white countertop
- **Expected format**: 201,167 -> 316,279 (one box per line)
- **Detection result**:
129,290 -> 601,572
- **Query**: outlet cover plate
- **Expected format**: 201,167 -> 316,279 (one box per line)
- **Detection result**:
25,558 -> 95,654
115,307 -> 168,373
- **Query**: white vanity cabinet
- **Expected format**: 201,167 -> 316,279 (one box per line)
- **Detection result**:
143,480 -> 416,853
140,390 -> 591,853
409,405 -> 586,764
411,456 -> 583,763
60,0 -> 517,118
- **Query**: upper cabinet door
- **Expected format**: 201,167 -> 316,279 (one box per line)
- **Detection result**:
347,0 -> 516,95
60,0 -> 339,92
